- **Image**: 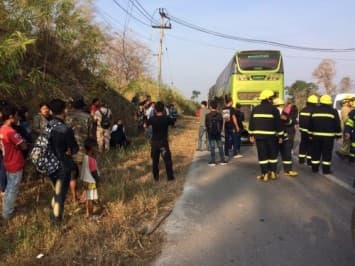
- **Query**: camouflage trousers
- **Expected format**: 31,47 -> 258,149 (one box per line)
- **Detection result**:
96,127 -> 110,152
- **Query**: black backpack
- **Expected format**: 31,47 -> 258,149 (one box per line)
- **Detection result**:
30,120 -> 61,175
208,112 -> 222,136
99,109 -> 111,129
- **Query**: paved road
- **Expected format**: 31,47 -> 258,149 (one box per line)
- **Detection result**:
154,145 -> 355,266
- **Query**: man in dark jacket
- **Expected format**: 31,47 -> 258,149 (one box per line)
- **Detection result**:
273,98 -> 298,177
222,97 -> 240,159
344,107 -> 355,163
249,90 -> 283,182
205,100 -> 226,166
309,94 -> 341,174
145,101 -> 175,181
48,99 -> 79,224
298,95 -> 318,165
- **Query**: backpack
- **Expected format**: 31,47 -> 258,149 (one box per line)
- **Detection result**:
170,107 -> 178,118
30,120 -> 61,175
208,112 -> 222,136
99,109 -> 111,129
0,153 -> 7,192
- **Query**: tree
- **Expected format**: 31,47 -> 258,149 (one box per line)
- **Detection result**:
285,80 -> 319,109
312,59 -> 336,95
339,77 -> 353,93
191,90 -> 201,101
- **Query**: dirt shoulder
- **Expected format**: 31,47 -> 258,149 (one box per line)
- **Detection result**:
0,115 -> 198,265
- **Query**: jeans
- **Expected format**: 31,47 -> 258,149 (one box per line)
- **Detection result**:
151,140 -> 174,180
208,136 -> 225,163
2,170 -> 23,219
234,131 -> 241,154
197,126 -> 209,150
146,125 -> 153,141
224,128 -> 237,157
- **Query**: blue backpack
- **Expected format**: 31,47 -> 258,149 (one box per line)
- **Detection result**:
170,107 -> 178,119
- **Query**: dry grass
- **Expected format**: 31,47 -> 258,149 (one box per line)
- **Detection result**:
0,115 -> 198,265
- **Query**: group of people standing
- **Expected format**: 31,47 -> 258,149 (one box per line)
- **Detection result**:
249,90 -> 349,181
197,89 -> 354,182
0,94 -> 177,223
196,97 -> 245,166
0,96 -> 129,222
136,95 -> 178,138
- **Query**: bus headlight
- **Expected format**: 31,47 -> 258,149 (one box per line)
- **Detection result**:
267,75 -> 279,80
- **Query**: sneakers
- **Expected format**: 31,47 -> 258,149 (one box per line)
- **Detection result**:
208,161 -> 227,166
285,170 -> 298,177
208,161 -> 217,167
233,154 -> 243,159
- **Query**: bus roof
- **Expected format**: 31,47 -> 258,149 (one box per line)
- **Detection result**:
236,50 -> 281,55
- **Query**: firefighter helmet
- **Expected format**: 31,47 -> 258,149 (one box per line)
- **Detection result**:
259,90 -> 274,100
273,98 -> 285,106
343,95 -> 354,103
320,94 -> 332,105
307,95 -> 318,104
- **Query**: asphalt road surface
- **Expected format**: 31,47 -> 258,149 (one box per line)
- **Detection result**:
154,144 -> 355,266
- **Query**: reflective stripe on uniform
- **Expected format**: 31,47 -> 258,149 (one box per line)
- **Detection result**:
345,119 -> 354,127
269,159 -> 278,163
282,161 -> 292,164
306,156 -> 312,159
300,112 -> 311,116
312,113 -> 335,119
311,160 -> 320,164
277,131 -> 284,136
322,161 -> 331,165
351,143 -> 355,147
299,127 -> 309,132
253,114 -> 274,118
259,160 -> 269,165
249,130 -> 277,135
298,154 -> 306,158
310,132 -> 336,137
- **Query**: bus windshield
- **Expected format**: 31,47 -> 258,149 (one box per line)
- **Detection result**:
238,52 -> 280,71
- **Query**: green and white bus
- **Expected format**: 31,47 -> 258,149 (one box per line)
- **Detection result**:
209,50 -> 284,119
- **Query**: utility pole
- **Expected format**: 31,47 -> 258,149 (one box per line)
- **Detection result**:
152,8 -> 171,98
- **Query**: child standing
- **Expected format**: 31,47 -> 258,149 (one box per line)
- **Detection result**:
80,138 -> 100,220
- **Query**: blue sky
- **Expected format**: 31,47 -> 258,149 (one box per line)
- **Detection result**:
95,0 -> 355,99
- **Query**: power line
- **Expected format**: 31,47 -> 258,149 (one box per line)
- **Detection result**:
95,5 -> 155,42
128,0 -> 159,25
165,32 -> 355,62
163,12 -> 355,53
166,32 -> 235,51
127,0 -> 151,23
112,0 -> 151,27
